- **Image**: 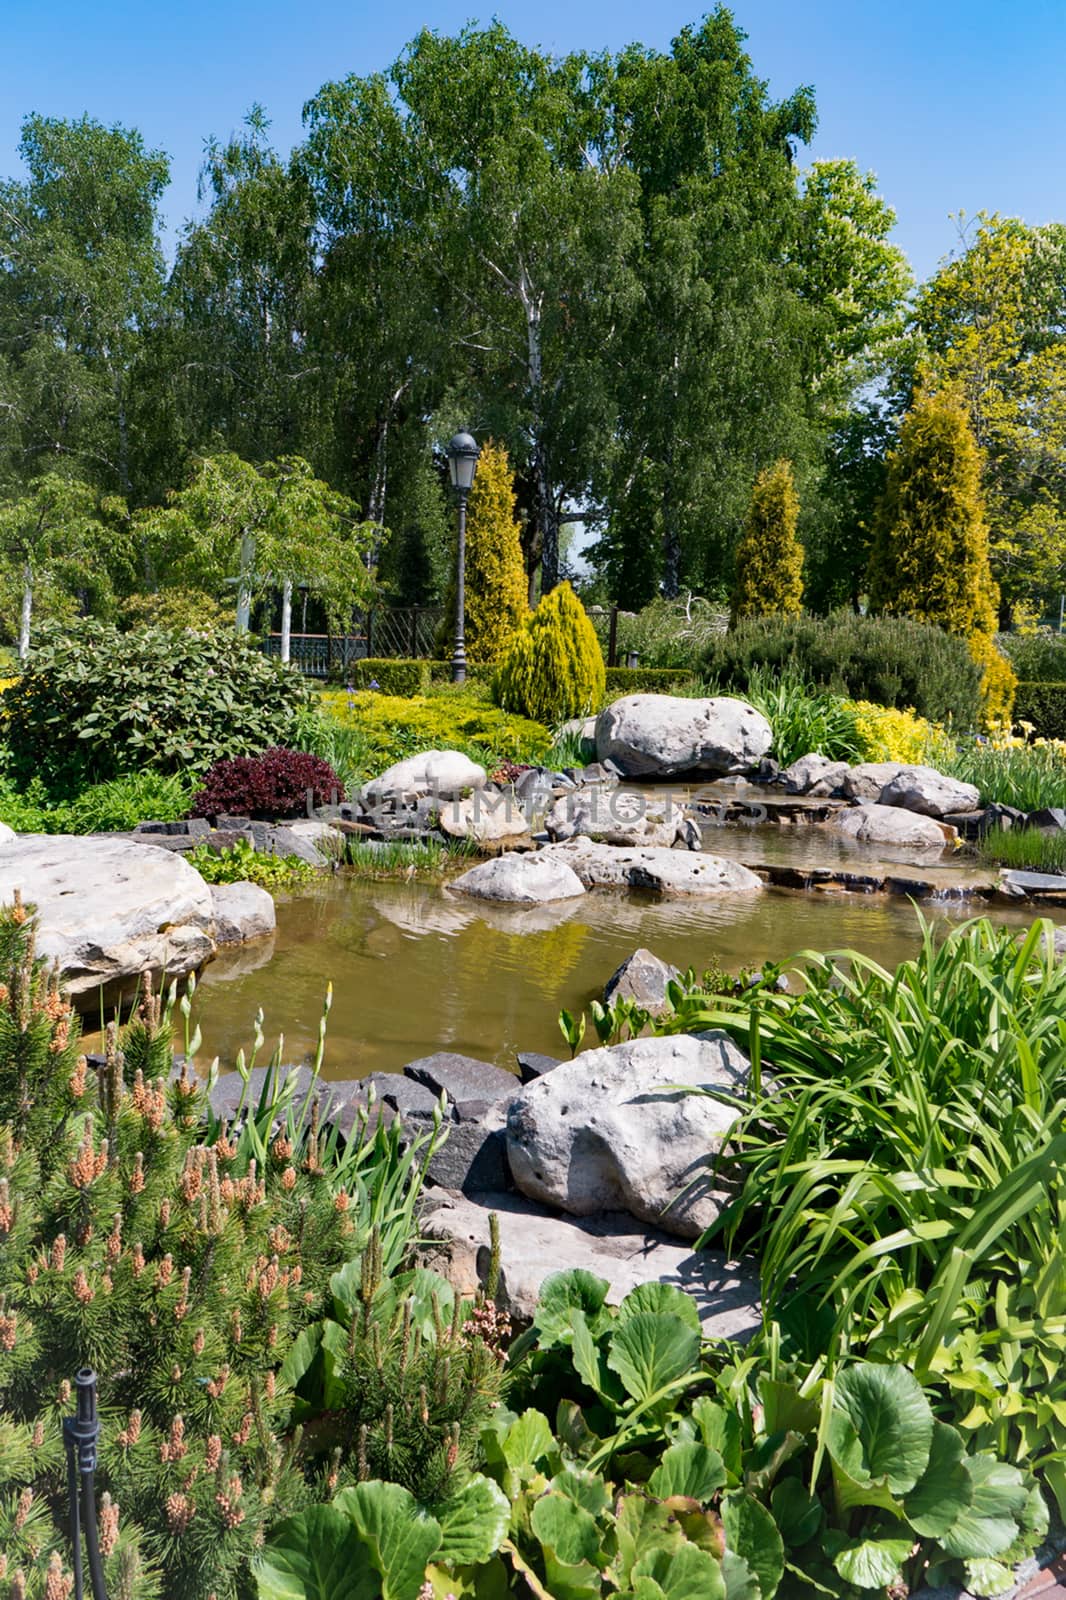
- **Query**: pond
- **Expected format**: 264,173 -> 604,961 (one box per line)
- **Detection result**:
188,827 -> 1039,1079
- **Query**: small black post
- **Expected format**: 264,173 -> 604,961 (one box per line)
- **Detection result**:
64,1369 -> 108,1600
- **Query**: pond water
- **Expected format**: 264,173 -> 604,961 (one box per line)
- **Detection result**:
187,831 -> 1037,1080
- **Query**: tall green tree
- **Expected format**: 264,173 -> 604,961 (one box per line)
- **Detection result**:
0,115 -> 168,495
591,14 -> 818,598
440,441 -> 529,664
731,460 -> 804,624
915,215 -> 1066,622
0,475 -> 124,655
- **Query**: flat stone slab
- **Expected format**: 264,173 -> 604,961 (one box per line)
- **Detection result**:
420,1190 -> 761,1339
404,1051 -> 518,1104
1002,869 -> 1066,894
515,1050 -> 561,1085
543,839 -> 763,896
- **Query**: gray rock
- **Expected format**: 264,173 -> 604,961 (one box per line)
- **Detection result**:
361,750 -> 487,809
425,1106 -> 511,1194
0,835 -> 217,1007
1030,807 -> 1066,831
782,753 -> 850,796
545,788 -> 690,849
506,1032 -> 751,1240
404,1050 -> 518,1104
252,824 -> 328,866
840,762 -> 905,802
542,838 -> 763,896
438,790 -> 530,844
449,852 -> 587,904
420,1190 -> 761,1339
515,1050 -> 561,1085
827,803 -> 956,851
210,881 -> 276,944
1001,869 -> 1066,893
209,1063 -> 317,1122
603,947 -> 681,1014
878,765 -> 981,818
287,819 -> 346,859
595,694 -> 773,778
363,1073 -> 440,1118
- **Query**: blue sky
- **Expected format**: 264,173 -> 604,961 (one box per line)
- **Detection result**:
2,0 -> 1065,281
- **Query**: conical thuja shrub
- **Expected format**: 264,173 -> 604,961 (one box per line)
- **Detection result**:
495,581 -> 605,724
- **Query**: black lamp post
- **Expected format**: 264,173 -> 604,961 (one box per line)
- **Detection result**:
446,430 -> 480,683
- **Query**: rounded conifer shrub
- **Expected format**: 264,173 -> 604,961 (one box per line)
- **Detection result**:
494,581 -> 606,724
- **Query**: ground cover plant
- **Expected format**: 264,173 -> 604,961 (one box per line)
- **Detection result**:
315,686 -> 552,781
0,770 -> 199,834
659,915 -> 1066,1531
186,838 -> 321,891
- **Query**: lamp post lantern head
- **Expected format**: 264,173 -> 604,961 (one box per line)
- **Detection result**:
446,431 -> 480,494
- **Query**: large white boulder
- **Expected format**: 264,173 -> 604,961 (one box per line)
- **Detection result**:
506,1033 -> 751,1239
595,694 -> 773,778
360,750 -> 487,809
827,803 -> 956,851
0,835 -> 217,1005
450,852 -> 587,903
878,765 -> 980,818
438,790 -> 529,843
543,838 -> 763,896
0,822 -> 15,844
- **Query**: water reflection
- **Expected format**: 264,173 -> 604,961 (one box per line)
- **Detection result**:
191,869 -> 1036,1080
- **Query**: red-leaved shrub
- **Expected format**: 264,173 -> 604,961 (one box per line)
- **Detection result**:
190,748 -> 342,820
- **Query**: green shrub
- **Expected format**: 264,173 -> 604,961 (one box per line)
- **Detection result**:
945,738 -> 1066,811
428,660 -> 491,685
603,665 -> 696,695
704,611 -> 982,726
3,620 -> 310,793
590,596 -> 729,672
731,457 -> 804,623
495,581 -> 605,723
1014,680 -> 1066,739
0,903 -> 446,1599
319,687 -> 551,775
1000,629 -> 1066,681
118,588 -> 231,632
665,914 -> 1066,1516
736,667 -> 864,766
348,657 -> 431,696
0,771 -> 199,835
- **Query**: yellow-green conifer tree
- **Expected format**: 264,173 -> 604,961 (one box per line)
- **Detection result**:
495,581 -> 605,724
443,440 -> 529,665
730,460 -> 804,626
868,386 -> 1015,726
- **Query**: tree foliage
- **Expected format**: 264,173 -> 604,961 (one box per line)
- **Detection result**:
731,460 -> 804,625
442,442 -> 528,664
867,386 -> 1014,725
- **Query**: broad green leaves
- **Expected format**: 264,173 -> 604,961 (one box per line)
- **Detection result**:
607,1313 -> 702,1405
257,1505 -> 379,1600
828,1363 -> 933,1495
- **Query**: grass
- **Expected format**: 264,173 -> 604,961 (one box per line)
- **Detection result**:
345,837 -> 475,877
977,821 -> 1066,874
944,737 -> 1066,811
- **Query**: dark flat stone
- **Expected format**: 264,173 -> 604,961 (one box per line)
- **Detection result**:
1003,869 -> 1066,892
515,1050 -> 561,1085
1030,808 -> 1066,832
426,1113 -> 511,1194
363,1072 -> 439,1117
404,1051 -> 517,1103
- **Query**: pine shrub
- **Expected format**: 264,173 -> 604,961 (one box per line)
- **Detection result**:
704,611 -> 983,727
1014,681 -> 1066,740
440,441 -> 529,665
867,387 -> 1015,727
190,748 -> 342,819
731,459 -> 804,625
494,582 -> 606,723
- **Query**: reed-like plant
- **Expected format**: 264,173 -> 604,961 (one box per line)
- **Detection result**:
664,915 -> 1066,1512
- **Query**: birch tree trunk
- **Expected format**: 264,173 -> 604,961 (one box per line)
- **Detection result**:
18,564 -> 32,660
280,578 -> 293,663
235,530 -> 255,631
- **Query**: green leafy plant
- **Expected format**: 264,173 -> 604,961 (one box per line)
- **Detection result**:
664,915 -> 1066,1515
0,770 -> 199,835
187,838 -> 319,891
1014,681 -> 1066,739
732,666 -> 864,767
976,822 -> 1066,874
317,687 -> 551,777
945,737 -> 1066,810
3,619 -> 310,793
